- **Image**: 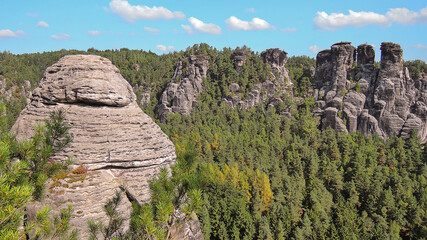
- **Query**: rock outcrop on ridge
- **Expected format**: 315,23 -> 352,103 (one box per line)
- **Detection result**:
0,77 -> 32,102
223,48 -> 292,110
158,48 -> 293,118
313,42 -> 427,143
11,55 -> 202,239
157,55 -> 209,120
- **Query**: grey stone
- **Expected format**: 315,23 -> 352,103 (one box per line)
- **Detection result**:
157,55 -> 209,120
229,83 -> 240,93
33,55 -> 135,107
322,107 -> 348,133
313,42 -> 427,143
233,49 -> 250,73
139,87 -> 151,108
261,48 -> 291,87
11,55 -> 189,239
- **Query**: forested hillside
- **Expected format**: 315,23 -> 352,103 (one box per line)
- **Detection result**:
1,44 -> 426,239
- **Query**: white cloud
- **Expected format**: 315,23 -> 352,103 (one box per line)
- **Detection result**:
50,33 -> 71,40
37,21 -> 50,28
225,16 -> 273,31
0,29 -> 25,39
281,27 -> 297,33
386,7 -> 427,25
144,27 -> 160,34
188,17 -> 221,35
181,24 -> 193,34
314,7 -> 427,31
314,10 -> 388,31
109,0 -> 185,22
309,45 -> 320,54
245,8 -> 255,13
413,44 -> 427,49
88,30 -> 102,36
129,32 -> 136,36
156,45 -> 175,52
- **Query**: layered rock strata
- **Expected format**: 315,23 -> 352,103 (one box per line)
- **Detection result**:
313,42 -> 427,142
11,55 -> 201,238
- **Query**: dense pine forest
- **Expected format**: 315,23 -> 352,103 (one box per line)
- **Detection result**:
1,44 -> 426,239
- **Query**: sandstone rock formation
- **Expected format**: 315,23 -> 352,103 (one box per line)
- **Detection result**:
0,77 -> 32,102
138,87 -> 152,108
313,42 -> 427,143
11,55 -> 202,239
158,48 -> 293,118
261,48 -> 291,87
233,49 -> 250,73
223,48 -> 291,110
157,55 -> 209,120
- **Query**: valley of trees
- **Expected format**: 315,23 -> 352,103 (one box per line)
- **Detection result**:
0,44 -> 426,239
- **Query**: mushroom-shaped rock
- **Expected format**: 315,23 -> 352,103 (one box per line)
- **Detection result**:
33,55 -> 135,106
11,55 -> 188,239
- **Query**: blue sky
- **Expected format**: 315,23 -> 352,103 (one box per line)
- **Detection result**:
1,0 -> 426,61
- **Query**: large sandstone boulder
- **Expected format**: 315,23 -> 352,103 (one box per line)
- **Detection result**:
11,55 -> 201,239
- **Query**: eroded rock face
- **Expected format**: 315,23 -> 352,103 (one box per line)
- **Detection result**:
11,55 -> 202,239
157,55 -> 209,120
313,42 -> 427,143
223,48 -> 291,110
0,77 -> 32,102
33,55 -> 135,107
233,49 -> 250,73
261,48 -> 291,86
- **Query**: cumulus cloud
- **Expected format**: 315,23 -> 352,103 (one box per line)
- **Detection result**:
314,10 -> 388,30
50,33 -> 71,40
109,0 -> 185,22
156,45 -> 175,52
181,24 -> 193,34
188,17 -> 221,35
386,7 -> 427,25
281,27 -> 297,33
225,16 -> 273,31
37,21 -> 49,28
413,44 -> 427,49
144,27 -> 160,34
88,30 -> 102,36
0,29 -> 25,39
309,45 -> 320,54
314,7 -> 427,31
245,8 -> 255,13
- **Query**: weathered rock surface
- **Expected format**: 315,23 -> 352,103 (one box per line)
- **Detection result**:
233,49 -> 250,73
223,48 -> 291,110
11,55 -> 202,239
261,48 -> 291,87
139,87 -> 152,108
0,76 -> 32,102
313,42 -> 427,143
157,55 -> 209,120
